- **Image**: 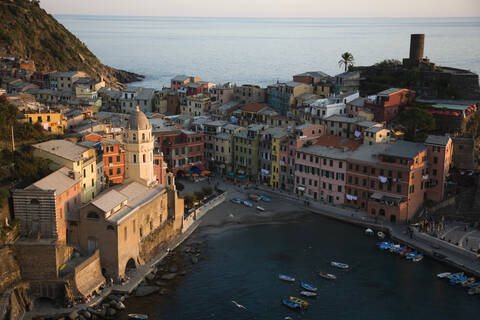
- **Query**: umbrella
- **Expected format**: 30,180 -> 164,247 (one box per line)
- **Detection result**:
184,173 -> 191,177
192,174 -> 199,177
201,170 -> 211,175
186,170 -> 194,174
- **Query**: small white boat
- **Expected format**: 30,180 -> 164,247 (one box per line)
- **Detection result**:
364,228 -> 374,235
128,314 -> 149,320
318,272 -> 337,280
377,231 -> 386,239
256,206 -> 265,211
331,261 -> 349,269
300,291 -> 318,297
437,272 -> 451,279
279,274 -> 295,282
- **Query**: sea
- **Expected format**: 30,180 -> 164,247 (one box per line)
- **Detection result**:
55,16 -> 480,89
120,216 -> 479,320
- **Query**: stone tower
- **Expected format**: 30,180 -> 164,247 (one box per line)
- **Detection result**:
124,106 -> 156,186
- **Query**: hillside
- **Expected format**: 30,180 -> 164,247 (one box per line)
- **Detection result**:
0,0 -> 143,85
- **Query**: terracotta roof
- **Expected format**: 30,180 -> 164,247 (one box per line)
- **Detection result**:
315,135 -> 361,151
241,103 -> 267,113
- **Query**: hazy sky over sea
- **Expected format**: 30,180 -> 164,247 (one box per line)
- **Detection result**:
41,0 -> 480,17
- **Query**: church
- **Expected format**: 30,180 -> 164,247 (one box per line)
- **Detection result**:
69,107 -> 185,279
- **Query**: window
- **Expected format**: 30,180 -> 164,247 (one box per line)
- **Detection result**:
330,160 -> 333,167
371,168 -> 375,175
433,157 -> 438,164
143,154 -> 146,163
116,156 -> 120,162
124,227 -> 127,241
339,162 -> 343,168
133,154 -> 137,163
108,156 -> 113,163
109,169 -> 113,175
117,168 -> 121,174
397,184 -> 402,193
338,185 -> 342,192
433,169 -> 437,176
87,211 -> 100,220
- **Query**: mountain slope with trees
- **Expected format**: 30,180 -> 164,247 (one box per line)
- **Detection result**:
0,0 -> 142,85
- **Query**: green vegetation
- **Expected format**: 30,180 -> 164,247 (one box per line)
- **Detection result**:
397,107 -> 436,142
0,0 -> 141,84
338,52 -> 354,72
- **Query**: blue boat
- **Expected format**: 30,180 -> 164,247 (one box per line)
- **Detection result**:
377,241 -> 393,250
301,282 -> 317,292
449,276 -> 467,285
282,298 -> 301,309
405,251 -> 418,259
447,272 -> 464,280
260,195 -> 271,203
279,274 -> 295,282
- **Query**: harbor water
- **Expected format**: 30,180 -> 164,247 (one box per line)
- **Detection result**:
121,214 -> 479,319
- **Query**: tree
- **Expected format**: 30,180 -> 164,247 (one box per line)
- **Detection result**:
398,107 -> 436,142
338,52 -> 355,72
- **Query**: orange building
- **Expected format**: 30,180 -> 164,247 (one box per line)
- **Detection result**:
365,88 -> 415,122
102,139 -> 125,185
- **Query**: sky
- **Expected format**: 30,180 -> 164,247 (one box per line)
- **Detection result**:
40,0 -> 480,18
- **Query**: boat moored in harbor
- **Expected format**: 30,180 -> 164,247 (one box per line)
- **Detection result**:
318,272 -> 337,280
279,274 -> 295,282
331,261 -> 349,269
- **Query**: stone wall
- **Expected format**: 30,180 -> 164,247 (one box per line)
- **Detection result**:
71,250 -> 105,297
139,220 -> 180,264
15,241 -> 73,280
0,247 -> 21,294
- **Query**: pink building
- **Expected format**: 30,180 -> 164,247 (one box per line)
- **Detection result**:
279,123 -> 324,191
294,136 -> 360,203
424,135 -> 453,201
153,152 -> 168,186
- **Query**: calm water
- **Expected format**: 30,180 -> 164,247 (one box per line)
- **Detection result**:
122,215 -> 479,319
55,16 -> 480,88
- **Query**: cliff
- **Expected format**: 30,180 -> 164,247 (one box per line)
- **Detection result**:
0,0 -> 143,85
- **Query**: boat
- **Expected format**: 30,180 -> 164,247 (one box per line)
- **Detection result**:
462,277 -> 476,287
279,274 -> 295,282
377,231 -> 386,239
282,298 -> 301,309
467,287 -> 480,295
449,276 -> 467,285
231,197 -> 243,204
437,272 -> 451,279
377,241 -> 393,250
289,296 -> 308,308
405,252 -> 418,260
400,248 -> 411,257
331,261 -> 349,269
249,194 -> 261,201
300,291 -> 318,297
447,272 -> 464,280
128,314 -> 149,320
243,200 -> 253,207
364,228 -> 374,236
301,282 -> 317,292
412,254 -> 424,262
318,272 -> 337,280
467,281 -> 480,288
260,195 -> 271,203
256,206 -> 265,211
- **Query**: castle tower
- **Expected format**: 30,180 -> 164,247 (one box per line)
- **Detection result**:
409,34 -> 425,63
124,106 -> 156,186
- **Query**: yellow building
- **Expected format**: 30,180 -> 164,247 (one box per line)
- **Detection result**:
364,127 -> 393,145
268,128 -> 288,188
33,139 -> 98,203
23,111 -> 67,134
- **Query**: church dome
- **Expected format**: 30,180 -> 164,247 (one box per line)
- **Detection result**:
128,106 -> 151,130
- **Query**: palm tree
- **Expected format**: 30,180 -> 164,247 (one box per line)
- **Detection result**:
338,52 -> 355,72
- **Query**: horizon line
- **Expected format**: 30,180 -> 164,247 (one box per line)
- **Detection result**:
51,13 -> 480,19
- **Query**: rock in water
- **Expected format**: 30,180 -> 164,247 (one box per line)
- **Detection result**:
161,273 -> 177,280
107,307 -> 117,317
169,266 -> 178,273
68,310 -> 78,320
135,285 -> 160,297
191,256 -> 199,264
145,272 -> 156,281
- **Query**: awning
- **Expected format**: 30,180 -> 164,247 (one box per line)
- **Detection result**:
226,172 -> 235,178
237,170 -> 245,175
236,175 -> 247,181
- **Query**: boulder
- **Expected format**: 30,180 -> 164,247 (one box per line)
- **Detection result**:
118,295 -> 126,302
168,266 -> 178,273
179,270 -> 187,276
161,273 -> 177,280
135,285 -> 160,297
80,310 -> 91,319
159,288 -> 169,295
116,301 -> 126,310
78,315 -> 86,320
106,307 -> 117,317
145,272 -> 156,281
68,310 -> 79,320
191,256 -> 199,264
155,280 -> 167,286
